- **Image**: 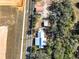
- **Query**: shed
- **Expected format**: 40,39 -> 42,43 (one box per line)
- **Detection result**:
43,20 -> 49,27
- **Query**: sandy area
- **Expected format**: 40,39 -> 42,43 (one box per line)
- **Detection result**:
0,26 -> 8,59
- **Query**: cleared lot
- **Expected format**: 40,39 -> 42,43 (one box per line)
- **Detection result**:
0,6 -> 23,59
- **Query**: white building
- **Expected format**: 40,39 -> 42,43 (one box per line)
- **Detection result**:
35,28 -> 46,48
43,20 -> 49,27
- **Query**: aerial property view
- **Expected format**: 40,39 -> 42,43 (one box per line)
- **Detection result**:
26,0 -> 79,59
1,0 -> 79,59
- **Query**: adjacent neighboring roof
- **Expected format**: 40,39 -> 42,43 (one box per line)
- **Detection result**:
0,0 -> 23,7
35,2 -> 43,12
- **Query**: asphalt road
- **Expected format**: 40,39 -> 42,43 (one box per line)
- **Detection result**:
25,0 -> 34,59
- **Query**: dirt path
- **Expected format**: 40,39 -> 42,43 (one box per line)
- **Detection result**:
71,0 -> 79,23
34,17 -> 42,30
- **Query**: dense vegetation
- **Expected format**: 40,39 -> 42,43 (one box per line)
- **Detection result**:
31,0 -> 79,59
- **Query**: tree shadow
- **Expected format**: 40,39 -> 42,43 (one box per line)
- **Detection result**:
27,46 -> 32,52
75,2 -> 79,9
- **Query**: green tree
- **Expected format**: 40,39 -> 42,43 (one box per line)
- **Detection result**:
48,0 -> 79,59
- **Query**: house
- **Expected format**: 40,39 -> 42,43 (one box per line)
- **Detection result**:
35,0 -> 51,15
35,28 -> 46,48
35,2 -> 43,14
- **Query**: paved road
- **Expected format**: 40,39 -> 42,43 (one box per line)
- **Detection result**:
25,0 -> 34,59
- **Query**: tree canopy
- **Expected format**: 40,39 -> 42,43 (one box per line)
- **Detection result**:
48,0 -> 79,59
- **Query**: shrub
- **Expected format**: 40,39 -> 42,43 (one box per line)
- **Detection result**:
48,0 -> 79,59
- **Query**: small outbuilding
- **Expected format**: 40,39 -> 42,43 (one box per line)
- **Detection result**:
43,20 -> 49,27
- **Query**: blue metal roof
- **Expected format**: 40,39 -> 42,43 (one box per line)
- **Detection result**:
35,28 -> 46,48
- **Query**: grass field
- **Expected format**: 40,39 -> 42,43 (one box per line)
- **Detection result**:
0,6 -> 23,59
